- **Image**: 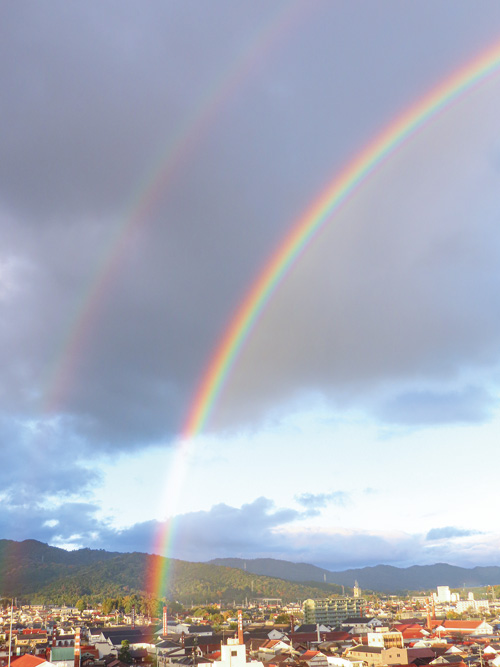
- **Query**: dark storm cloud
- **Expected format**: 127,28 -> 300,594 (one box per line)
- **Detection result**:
2,0 -> 500,511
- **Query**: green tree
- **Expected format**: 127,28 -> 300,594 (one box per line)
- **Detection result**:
275,613 -> 290,624
119,640 -> 133,665
102,598 -> 115,615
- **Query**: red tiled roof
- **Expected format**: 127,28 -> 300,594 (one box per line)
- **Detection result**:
301,651 -> 321,660
442,621 -> 484,629
10,657 -> 47,667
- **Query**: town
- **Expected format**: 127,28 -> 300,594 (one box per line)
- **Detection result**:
2,585 -> 500,667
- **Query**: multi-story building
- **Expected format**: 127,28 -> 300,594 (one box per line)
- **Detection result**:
456,599 -> 490,614
302,598 -> 366,626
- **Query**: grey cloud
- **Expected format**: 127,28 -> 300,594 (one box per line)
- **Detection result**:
212,94 -> 500,432
71,501 -> 421,571
376,386 -> 495,426
1,0 -> 500,514
0,501 -> 103,546
295,491 -> 349,509
426,526 -> 482,541
0,413 -> 102,502
0,494 -> 494,571
1,495 -> 415,569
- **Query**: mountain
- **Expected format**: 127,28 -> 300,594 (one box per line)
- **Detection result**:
3,540 -> 500,603
208,558 -> 335,584
209,558 -> 500,592
0,539 -> 343,604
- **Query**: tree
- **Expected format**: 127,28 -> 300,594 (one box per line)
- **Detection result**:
119,640 -> 133,665
275,613 -> 290,624
102,598 -> 115,615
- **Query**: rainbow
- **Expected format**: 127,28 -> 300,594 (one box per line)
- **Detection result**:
40,0 -> 306,415
149,38 -> 500,600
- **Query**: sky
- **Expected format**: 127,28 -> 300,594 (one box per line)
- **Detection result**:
2,0 -> 500,574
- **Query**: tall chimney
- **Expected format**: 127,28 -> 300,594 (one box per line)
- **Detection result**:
74,628 -> 81,667
163,607 -> 168,636
52,625 -> 57,648
237,610 -> 244,645
132,605 -> 136,629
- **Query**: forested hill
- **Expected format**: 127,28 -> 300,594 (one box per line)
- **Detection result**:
0,539 -> 343,605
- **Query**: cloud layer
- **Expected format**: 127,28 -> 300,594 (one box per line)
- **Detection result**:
2,2 -> 500,567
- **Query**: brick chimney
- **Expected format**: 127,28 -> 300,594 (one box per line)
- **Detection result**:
237,610 -> 243,645
74,628 -> 80,667
163,607 -> 168,636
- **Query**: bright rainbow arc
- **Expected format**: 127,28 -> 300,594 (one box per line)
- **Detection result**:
149,39 -> 500,601
183,40 -> 500,441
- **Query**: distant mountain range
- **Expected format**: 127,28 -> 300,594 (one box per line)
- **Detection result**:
209,557 -> 500,592
2,540 -> 500,605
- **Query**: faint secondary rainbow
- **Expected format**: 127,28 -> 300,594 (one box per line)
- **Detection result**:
150,39 -> 500,600
40,0 -> 307,415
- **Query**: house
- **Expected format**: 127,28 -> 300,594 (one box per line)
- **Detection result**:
298,650 -> 328,667
382,647 -> 435,666
198,638 -> 264,667
172,626 -> 213,637
257,640 -> 291,662
10,657 -> 55,667
341,619 -> 382,636
345,645 -> 384,666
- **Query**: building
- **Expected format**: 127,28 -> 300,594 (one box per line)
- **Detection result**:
302,599 -> 365,626
367,632 -> 403,649
455,600 -> 490,614
435,587 -> 451,604
353,582 -> 361,599
439,620 -> 493,635
199,638 -> 264,667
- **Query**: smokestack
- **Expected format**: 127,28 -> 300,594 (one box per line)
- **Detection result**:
52,625 -> 57,648
316,624 -> 320,643
74,628 -> 81,667
237,610 -> 244,645
163,607 -> 168,636
132,605 -> 136,629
